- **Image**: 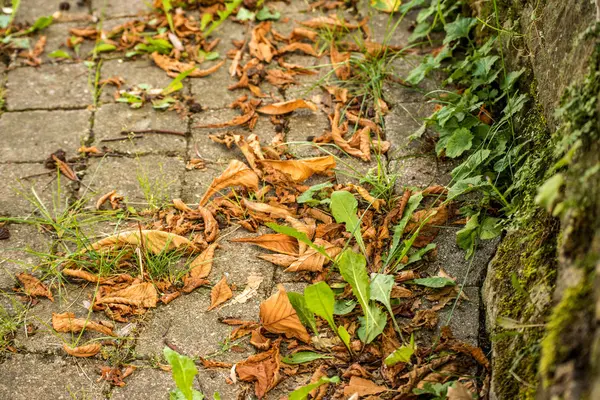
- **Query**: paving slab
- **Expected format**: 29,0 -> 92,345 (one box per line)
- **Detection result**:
437,286 -> 481,347
0,224 -> 52,290
190,63 -> 251,110
384,102 -> 435,157
285,110 -> 331,158
0,163 -> 75,217
85,155 -> 185,209
5,63 -> 92,110
14,0 -> 90,24
389,154 -> 454,190
0,109 -> 90,162
99,59 -> 174,103
24,22 -> 95,66
92,0 -> 152,19
110,366 -> 179,400
93,103 -> 188,155
367,9 -> 413,47
0,353 -> 107,400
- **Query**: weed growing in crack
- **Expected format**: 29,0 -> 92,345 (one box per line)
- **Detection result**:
136,161 -> 176,211
0,292 -> 27,356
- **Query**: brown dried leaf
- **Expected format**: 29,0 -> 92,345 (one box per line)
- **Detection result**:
15,273 -> 54,301
63,343 -> 101,358
199,160 -> 259,206
447,381 -> 475,400
152,52 -> 225,78
208,276 -> 233,311
198,206 -> 219,242
258,155 -> 336,183
236,339 -> 282,398
52,154 -> 78,181
278,42 -> 318,57
243,198 -> 296,219
285,239 -> 342,272
343,376 -> 388,396
90,230 -> 195,254
233,234 -> 299,255
182,243 -> 217,293
96,282 -> 158,308
257,99 -> 317,115
250,329 -> 271,350
260,284 -> 311,342
52,312 -> 115,336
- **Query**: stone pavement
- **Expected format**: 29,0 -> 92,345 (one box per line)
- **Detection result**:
0,1 -> 497,399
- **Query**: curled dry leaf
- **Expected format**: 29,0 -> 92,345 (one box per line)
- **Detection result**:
259,284 -> 310,343
236,339 -> 282,399
90,230 -> 196,254
257,99 -> 317,115
198,206 -> 219,242
182,243 -> 217,293
278,42 -> 319,57
52,312 -> 115,336
258,155 -> 336,183
208,276 -> 233,311
242,198 -> 296,219
152,52 -> 225,78
96,282 -> 158,309
199,160 -> 259,206
447,381 -> 475,400
250,329 -> 271,350
285,239 -> 342,272
63,343 -> 102,358
51,154 -> 79,181
15,273 -> 54,302
232,234 -> 299,255
348,184 -> 385,211
343,376 -> 388,397
96,190 -> 117,210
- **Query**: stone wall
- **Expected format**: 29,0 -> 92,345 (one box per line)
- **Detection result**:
479,0 -> 600,399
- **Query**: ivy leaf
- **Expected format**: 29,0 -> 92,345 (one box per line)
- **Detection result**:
443,17 -> 477,44
357,303 -> 387,343
164,347 -> 200,400
282,351 -> 332,365
444,128 -> 473,158
412,277 -> 456,288
304,282 -> 336,331
330,191 -> 366,255
288,292 -> 318,335
289,376 -> 340,400
384,334 -> 416,366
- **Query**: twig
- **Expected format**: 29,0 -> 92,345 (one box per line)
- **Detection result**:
100,135 -> 144,142
120,129 -> 186,137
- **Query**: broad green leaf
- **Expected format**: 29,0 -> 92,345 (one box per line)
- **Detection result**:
443,17 -> 477,44
405,243 -> 436,266
370,273 -> 401,335
456,212 -> 479,259
93,43 -> 117,54
200,13 -> 213,30
445,128 -> 473,158
337,325 -> 351,348
267,222 -> 328,258
199,50 -> 219,61
535,173 -> 564,213
357,303 -> 387,343
330,191 -> 366,254
304,282 -> 336,331
256,7 -> 281,21
451,149 -> 491,180
170,389 -> 204,400
385,334 -> 416,366
473,55 -> 499,78
333,299 -> 356,315
213,393 -> 220,400
281,351 -> 332,365
479,216 -> 501,240
48,49 -> 71,59
22,15 -> 52,34
163,67 -> 196,95
406,55 -> 440,85
289,376 -> 340,400
164,347 -> 199,400
448,176 -> 486,200
236,7 -> 255,21
412,277 -> 456,288
297,182 -> 333,206
288,292 -> 318,335
0,15 -> 11,29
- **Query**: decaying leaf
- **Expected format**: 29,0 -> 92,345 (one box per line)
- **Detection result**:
182,243 -> 217,293
343,376 -> 388,396
52,312 -> 115,336
90,230 -> 196,254
285,239 -> 342,272
257,99 -> 317,115
231,275 -> 264,304
260,285 -> 311,342
199,160 -> 259,206
15,273 -> 54,301
63,343 -> 102,358
208,276 -> 233,310
96,282 -> 158,309
233,234 -> 299,255
258,156 -> 336,183
152,52 -> 225,78
236,339 -> 282,398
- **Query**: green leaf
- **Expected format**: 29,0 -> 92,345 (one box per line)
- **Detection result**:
451,149 -> 491,180
330,191 -> 366,255
406,55 -> 440,85
443,17 -> 477,44
297,182 -> 333,206
479,216 -> 501,240
289,376 -> 340,400
337,325 -> 351,348
357,303 -> 387,343
199,50 -> 219,61
162,0 -> 175,32
333,299 -> 356,315
385,334 -> 416,366
267,222 -> 328,258
370,273 -> 402,336
448,176 -> 487,200
164,347 -> 199,400
25,15 -> 53,34
473,55 -> 499,78
288,292 -> 318,335
0,15 -> 11,29
386,193 -> 423,266
281,351 -> 332,365
163,67 -> 196,95
405,243 -> 436,266
236,7 -> 255,21
304,282 -> 336,331
213,393 -> 220,400
444,128 -> 473,158
456,212 -> 479,259
412,277 -> 456,288
256,7 -> 280,21
535,173 -> 564,213
200,13 -> 213,30
370,0 -> 402,13
48,49 -> 71,59
93,43 -> 117,54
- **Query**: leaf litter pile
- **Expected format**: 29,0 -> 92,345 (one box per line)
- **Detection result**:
5,1 -> 491,399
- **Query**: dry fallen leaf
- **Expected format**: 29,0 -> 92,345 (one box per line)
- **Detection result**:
447,381 -> 475,400
52,312 -> 115,336
199,160 -> 259,206
259,284 -> 310,343
285,239 -> 342,272
15,273 -> 54,301
343,376 -> 388,396
96,282 -> 158,309
90,230 -> 196,254
63,343 -> 102,358
257,99 -> 317,115
236,339 -> 282,398
258,156 -> 336,183
152,52 -> 225,78
231,275 -> 264,304
182,243 -> 217,293
208,276 -> 233,311
232,234 -> 299,255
